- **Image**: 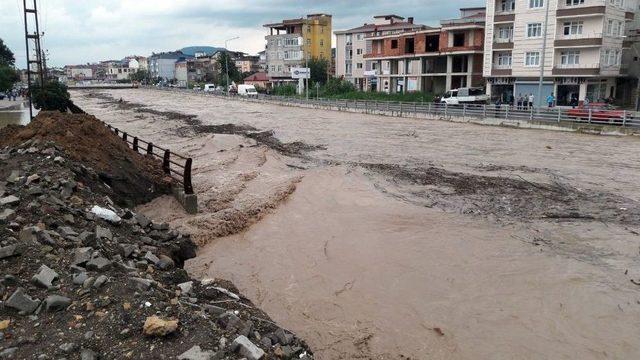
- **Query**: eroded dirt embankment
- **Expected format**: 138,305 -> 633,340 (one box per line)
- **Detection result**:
71,89 -> 640,360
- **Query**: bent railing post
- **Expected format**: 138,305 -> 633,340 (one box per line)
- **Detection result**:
162,149 -> 170,175
122,132 -> 127,142
147,142 -> 153,155
184,158 -> 194,194
133,137 -> 139,152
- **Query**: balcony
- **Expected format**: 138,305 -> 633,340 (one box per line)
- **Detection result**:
493,37 -> 514,49
440,45 -> 483,53
491,64 -> 512,76
554,33 -> 603,47
556,6 -> 605,18
625,12 -> 635,21
552,63 -> 600,75
494,13 -> 515,23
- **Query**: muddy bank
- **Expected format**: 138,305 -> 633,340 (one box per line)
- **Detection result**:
361,162 -> 640,224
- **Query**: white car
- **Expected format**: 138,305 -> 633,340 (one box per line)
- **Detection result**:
203,84 -> 216,92
237,84 -> 258,97
440,87 -> 489,105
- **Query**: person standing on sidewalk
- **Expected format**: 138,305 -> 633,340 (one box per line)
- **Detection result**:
528,93 -> 535,109
546,93 -> 555,108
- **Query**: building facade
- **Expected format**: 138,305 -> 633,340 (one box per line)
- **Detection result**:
484,0 -> 637,106
148,51 -> 191,81
235,55 -> 261,73
264,14 -> 332,83
365,9 -> 486,94
335,15 -> 424,90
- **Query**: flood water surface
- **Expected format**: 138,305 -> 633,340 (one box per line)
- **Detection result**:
187,167 -> 640,360
0,101 -> 33,129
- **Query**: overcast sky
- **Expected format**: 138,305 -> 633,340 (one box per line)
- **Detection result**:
0,0 -> 483,68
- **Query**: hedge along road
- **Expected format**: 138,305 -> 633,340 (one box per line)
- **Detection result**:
72,88 -> 640,360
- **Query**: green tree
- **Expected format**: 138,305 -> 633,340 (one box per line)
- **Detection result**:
0,37 -> 18,92
0,66 -> 19,93
215,52 -> 242,87
32,81 -> 71,112
0,38 -> 15,66
308,57 -> 329,86
130,69 -> 149,82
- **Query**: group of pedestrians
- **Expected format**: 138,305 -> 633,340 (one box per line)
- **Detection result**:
513,94 -> 537,110
3,89 -> 20,101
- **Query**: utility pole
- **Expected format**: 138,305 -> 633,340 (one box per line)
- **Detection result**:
224,37 -> 239,97
22,0 -> 45,120
536,0 -> 551,109
305,25 -> 309,100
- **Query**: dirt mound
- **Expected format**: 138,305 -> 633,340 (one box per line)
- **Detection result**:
362,163 -> 640,223
0,111 -> 170,206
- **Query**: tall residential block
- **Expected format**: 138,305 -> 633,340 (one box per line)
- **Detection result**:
264,14 -> 332,84
362,9 -> 486,94
334,15 -> 424,90
484,0 -> 637,106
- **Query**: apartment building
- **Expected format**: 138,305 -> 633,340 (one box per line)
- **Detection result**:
148,51 -> 192,81
235,55 -> 261,73
484,0 -> 637,106
335,15 -> 424,90
365,9 -> 486,94
264,14 -> 332,83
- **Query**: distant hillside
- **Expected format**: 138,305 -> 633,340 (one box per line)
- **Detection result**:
179,46 -> 226,57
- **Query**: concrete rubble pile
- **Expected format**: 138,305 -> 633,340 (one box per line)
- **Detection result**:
0,139 -> 313,359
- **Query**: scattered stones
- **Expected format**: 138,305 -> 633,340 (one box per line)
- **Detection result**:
144,251 -> 160,265
44,295 -> 72,312
0,347 -> 18,358
80,348 -> 97,360
0,244 -> 22,260
232,335 -> 265,360
58,343 -> 76,353
73,272 -> 89,285
93,275 -> 108,288
178,281 -> 193,295
0,208 -> 15,223
177,345 -> 216,360
143,316 -> 179,337
86,257 -> 112,271
275,328 -> 294,346
0,195 -> 19,206
73,247 -> 93,265
157,255 -> 175,270
6,287 -> 40,313
135,213 -> 151,228
31,265 -> 59,288
95,225 -> 112,241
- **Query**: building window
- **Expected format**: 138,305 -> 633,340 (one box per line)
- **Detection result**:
527,23 -> 542,37
563,21 -> 583,35
566,0 -> 584,4
602,49 -> 621,66
560,50 -> 580,65
356,34 -> 363,40
497,25 -> 513,41
496,52 -> 512,67
307,26 -> 311,33
356,48 -> 363,55
357,63 -> 363,69
320,39 -> 324,47
529,0 -> 544,8
453,33 -> 465,47
346,34 -> 352,45
284,38 -> 300,46
501,0 -> 516,11
391,39 -> 398,48
525,51 -> 540,66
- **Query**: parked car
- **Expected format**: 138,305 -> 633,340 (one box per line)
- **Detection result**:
203,84 -> 216,92
237,84 -> 258,97
192,85 -> 201,91
440,87 -> 489,105
566,103 -> 632,123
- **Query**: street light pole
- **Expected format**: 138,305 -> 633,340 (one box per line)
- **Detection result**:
224,36 -> 239,97
536,0 -> 551,109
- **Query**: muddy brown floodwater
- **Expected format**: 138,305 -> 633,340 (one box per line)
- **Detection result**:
72,89 -> 640,359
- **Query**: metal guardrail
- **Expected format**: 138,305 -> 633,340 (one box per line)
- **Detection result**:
104,123 -> 194,195
150,86 -> 640,129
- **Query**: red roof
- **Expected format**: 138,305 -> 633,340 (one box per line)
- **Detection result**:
244,72 -> 269,82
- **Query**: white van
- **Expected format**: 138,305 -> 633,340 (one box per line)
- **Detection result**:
203,84 -> 216,92
237,84 -> 258,97
440,87 -> 489,105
